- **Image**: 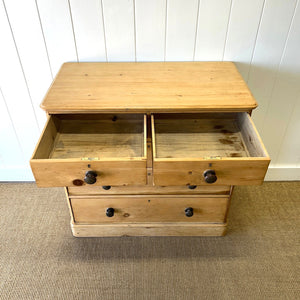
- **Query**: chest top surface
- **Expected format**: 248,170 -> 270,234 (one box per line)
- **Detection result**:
41,62 -> 257,113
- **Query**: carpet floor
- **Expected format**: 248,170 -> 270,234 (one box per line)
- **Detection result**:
0,182 -> 299,300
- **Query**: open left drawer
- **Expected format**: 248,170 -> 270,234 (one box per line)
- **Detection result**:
31,114 -> 147,187
151,113 -> 270,186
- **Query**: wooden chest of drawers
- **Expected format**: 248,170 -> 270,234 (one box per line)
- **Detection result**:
30,62 -> 270,237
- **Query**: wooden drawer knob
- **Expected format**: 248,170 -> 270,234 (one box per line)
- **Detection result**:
185,207 -> 193,217
204,170 -> 217,184
106,207 -> 114,217
84,171 -> 97,184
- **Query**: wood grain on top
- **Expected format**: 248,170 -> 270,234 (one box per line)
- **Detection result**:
41,62 -> 257,113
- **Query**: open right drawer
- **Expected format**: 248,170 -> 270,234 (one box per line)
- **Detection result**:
151,113 -> 270,186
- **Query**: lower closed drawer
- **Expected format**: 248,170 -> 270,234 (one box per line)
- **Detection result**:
70,196 -> 229,224
67,185 -> 231,196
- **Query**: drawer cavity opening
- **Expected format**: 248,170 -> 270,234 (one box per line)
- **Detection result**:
151,113 -> 270,186
152,112 -> 268,160
30,114 -> 147,187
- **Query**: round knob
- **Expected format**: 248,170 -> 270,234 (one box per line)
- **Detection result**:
84,171 -> 97,184
106,207 -> 114,217
188,185 -> 197,190
185,207 -> 193,217
203,170 -> 217,184
102,186 -> 111,190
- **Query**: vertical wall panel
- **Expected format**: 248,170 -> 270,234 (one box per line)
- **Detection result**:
36,0 -> 78,75
69,0 -> 107,61
223,0 -> 264,79
263,2 -> 300,166
135,0 -> 166,61
166,0 -> 199,61
0,0 -> 300,180
102,0 -> 135,61
4,0 -> 52,130
194,0 -> 231,61
248,0 -> 297,131
0,89 -> 33,180
0,1 -> 40,160
276,96 -> 300,167
0,89 -> 24,168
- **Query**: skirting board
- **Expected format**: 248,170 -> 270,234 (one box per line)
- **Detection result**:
0,167 -> 34,181
265,167 -> 300,181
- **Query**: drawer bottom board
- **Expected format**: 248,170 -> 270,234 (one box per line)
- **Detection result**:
70,221 -> 227,237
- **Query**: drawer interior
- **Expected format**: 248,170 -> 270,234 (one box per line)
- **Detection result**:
152,113 -> 268,159
33,114 -> 147,160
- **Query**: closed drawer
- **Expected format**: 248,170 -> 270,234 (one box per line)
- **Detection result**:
152,113 -> 270,186
68,185 -> 231,196
31,114 -> 147,187
70,196 -> 229,224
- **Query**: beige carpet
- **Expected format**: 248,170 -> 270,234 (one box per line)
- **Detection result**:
0,182 -> 299,300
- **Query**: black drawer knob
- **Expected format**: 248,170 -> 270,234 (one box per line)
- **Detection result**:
188,185 -> 197,190
84,171 -> 97,184
102,186 -> 111,190
204,170 -> 217,184
106,208 -> 114,217
185,207 -> 193,217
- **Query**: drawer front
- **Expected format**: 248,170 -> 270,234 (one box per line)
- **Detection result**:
153,160 -> 269,186
152,113 -> 270,186
30,114 -> 147,187
70,196 -> 229,224
31,161 -> 147,187
68,185 -> 231,196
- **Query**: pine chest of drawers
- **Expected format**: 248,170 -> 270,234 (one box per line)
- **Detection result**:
30,62 -> 270,237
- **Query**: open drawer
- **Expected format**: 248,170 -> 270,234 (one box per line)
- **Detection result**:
31,114 -> 147,187
151,113 -> 270,186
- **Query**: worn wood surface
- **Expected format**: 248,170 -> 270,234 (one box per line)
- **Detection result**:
30,61 -> 270,237
152,112 -> 270,186
153,159 -> 270,186
67,185 -> 231,196
237,113 -> 269,157
31,115 -> 59,159
31,114 -> 147,187
33,114 -> 146,159
152,112 -> 269,159
50,115 -> 146,159
70,195 -> 229,224
65,187 -> 75,223
41,62 -> 257,113
70,221 -> 227,237
31,160 -> 147,187
153,114 -> 249,159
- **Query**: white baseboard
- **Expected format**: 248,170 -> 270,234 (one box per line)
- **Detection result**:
265,167 -> 300,181
0,167 -> 34,181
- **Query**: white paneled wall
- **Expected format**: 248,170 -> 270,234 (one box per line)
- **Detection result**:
0,0 -> 300,181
